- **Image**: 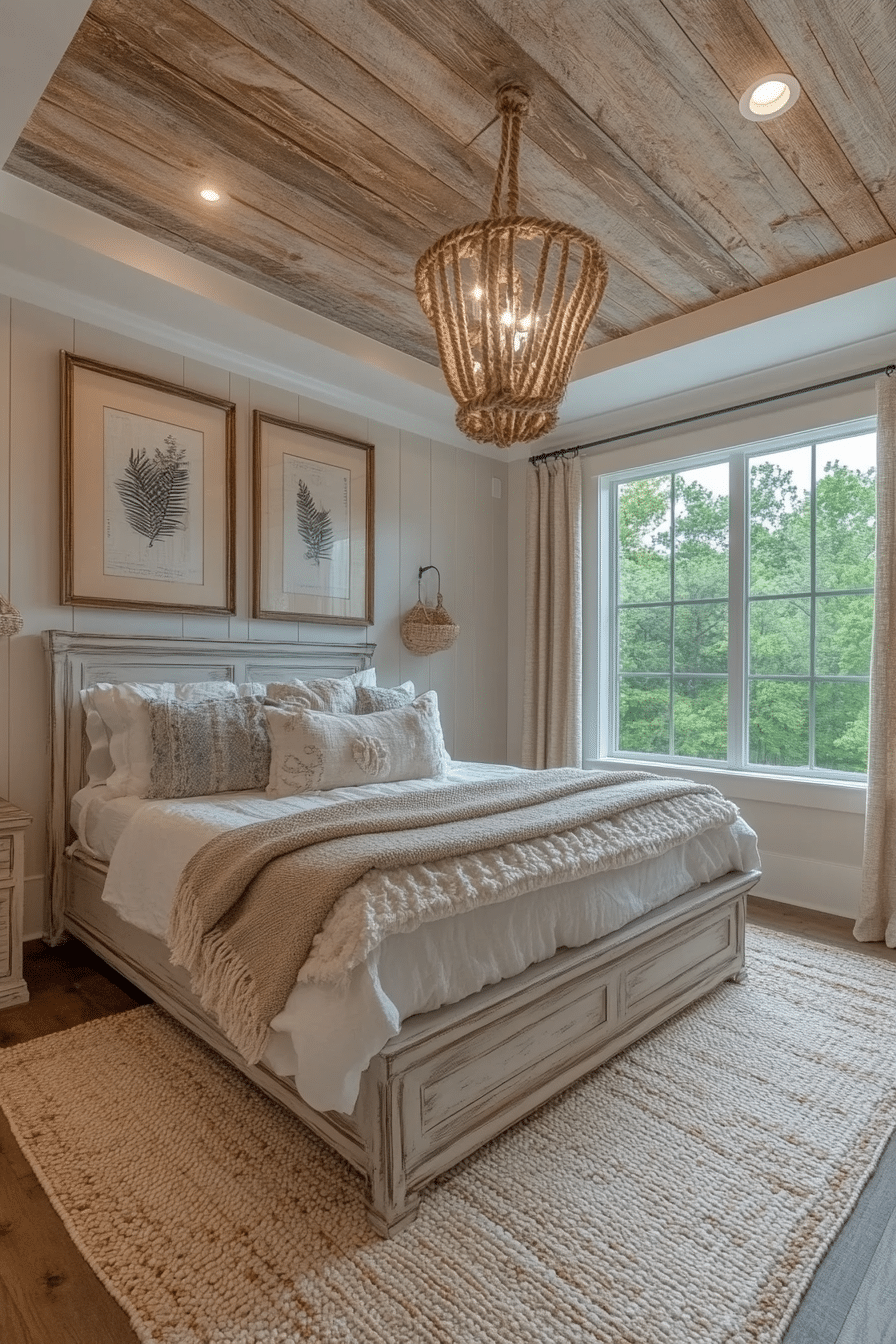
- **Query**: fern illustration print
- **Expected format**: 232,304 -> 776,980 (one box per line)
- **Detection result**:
115,435 -> 190,547
296,479 -> 334,565
281,452 -> 350,600
103,407 -> 204,585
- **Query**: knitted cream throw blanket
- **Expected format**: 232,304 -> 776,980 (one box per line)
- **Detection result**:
168,769 -> 736,1063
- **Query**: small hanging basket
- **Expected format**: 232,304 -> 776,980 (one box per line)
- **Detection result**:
401,566 -> 459,655
0,595 -> 22,638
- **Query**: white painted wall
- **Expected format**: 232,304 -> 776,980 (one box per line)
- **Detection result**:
507,365 -> 885,922
0,295 -> 508,940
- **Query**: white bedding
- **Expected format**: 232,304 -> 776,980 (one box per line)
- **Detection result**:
71,764 -> 760,1114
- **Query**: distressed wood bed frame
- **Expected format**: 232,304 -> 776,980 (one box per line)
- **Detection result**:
46,629 -> 759,1236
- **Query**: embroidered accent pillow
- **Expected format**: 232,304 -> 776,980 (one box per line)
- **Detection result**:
146,698 -> 271,799
355,682 -> 414,714
264,690 -> 448,797
265,668 -> 375,715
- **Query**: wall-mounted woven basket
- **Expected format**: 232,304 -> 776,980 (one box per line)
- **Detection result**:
401,566 -> 459,655
0,595 -> 22,638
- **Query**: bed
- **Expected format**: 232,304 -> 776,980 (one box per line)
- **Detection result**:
46,629 -> 761,1237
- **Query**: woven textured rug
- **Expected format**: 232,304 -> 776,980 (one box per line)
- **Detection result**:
2,928 -> 895,1344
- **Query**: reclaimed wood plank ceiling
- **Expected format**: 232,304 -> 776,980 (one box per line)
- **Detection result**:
6,0 -> 895,366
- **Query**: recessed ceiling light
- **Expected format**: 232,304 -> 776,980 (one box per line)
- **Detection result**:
199,187 -> 221,202
739,74 -> 801,121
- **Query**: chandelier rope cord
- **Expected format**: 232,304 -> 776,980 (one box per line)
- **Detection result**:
489,85 -> 527,217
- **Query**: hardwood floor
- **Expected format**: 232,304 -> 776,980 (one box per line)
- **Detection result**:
0,903 -> 893,1344
0,940 -> 148,1344
747,898 -> 896,1344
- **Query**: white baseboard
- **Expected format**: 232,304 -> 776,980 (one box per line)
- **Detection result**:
751,850 -> 860,921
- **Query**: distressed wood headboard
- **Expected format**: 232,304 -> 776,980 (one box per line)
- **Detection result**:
44,629 -> 375,943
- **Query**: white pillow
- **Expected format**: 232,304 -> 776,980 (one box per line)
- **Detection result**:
265,667 -> 375,715
264,690 -> 448,797
87,680 -> 244,798
80,689 -> 114,786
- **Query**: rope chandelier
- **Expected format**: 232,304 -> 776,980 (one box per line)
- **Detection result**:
415,84 -> 608,449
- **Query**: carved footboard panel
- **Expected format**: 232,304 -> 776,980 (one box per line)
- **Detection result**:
355,869 -> 754,1234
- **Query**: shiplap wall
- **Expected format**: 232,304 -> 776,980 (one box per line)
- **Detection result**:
0,295 -> 508,940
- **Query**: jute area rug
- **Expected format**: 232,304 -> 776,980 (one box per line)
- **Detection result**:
2,928 -> 895,1344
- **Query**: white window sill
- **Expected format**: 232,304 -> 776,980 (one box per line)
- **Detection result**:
584,757 -> 867,815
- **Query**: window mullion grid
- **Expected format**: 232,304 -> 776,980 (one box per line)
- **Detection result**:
728,451 -> 747,768
611,482 -> 620,755
601,414 -> 874,779
610,483 -> 615,756
809,440 -> 817,770
669,473 -> 676,756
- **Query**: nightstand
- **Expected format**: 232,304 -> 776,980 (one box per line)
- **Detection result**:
0,798 -> 31,1007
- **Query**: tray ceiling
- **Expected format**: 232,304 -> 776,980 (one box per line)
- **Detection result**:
5,0 -> 895,368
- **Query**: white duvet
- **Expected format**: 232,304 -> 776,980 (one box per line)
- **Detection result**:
72,763 -> 760,1114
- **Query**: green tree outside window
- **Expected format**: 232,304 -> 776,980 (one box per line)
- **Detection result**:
613,429 -> 875,775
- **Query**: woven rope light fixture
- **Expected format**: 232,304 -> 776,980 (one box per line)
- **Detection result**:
415,84 -> 608,449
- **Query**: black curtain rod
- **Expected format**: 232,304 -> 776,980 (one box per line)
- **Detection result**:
528,361 -> 894,463
528,445 -> 580,466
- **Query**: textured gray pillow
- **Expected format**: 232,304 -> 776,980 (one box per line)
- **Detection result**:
264,669 -> 375,715
84,679 -> 244,797
355,682 -> 414,714
146,698 -> 271,799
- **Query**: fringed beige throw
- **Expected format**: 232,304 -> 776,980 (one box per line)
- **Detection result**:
168,769 -> 735,1064
856,372 -> 896,947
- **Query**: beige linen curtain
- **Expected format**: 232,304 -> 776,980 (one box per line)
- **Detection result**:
856,371 -> 896,946
522,456 -> 582,769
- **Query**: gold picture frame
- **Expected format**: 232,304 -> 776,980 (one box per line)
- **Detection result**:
61,353 -> 236,614
252,411 -> 374,625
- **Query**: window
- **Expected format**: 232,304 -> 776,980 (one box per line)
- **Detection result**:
602,419 -> 876,778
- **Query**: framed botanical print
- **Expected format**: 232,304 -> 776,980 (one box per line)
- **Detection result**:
61,353 -> 236,613
252,411 -> 374,625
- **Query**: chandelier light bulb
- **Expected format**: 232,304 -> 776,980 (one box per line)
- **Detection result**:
199,187 -> 221,202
